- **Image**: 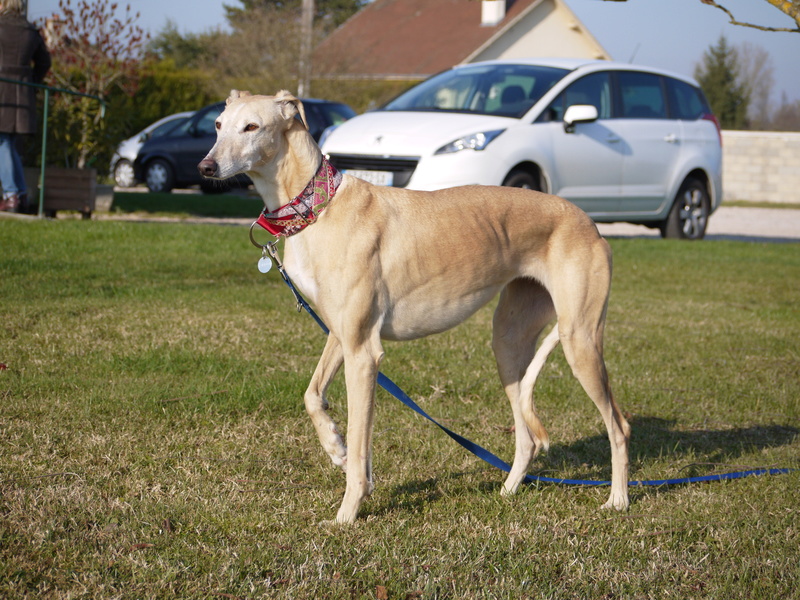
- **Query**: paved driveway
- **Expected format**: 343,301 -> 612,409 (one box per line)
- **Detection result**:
596,206 -> 800,243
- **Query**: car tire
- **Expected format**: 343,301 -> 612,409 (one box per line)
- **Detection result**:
113,159 -> 136,188
502,169 -> 540,191
661,177 -> 709,240
144,159 -> 175,193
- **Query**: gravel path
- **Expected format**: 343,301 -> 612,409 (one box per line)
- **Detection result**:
3,197 -> 798,243
596,205 -> 800,243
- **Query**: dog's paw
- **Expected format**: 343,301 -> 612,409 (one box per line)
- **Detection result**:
317,518 -> 344,528
601,494 -> 630,511
331,452 -> 348,472
500,485 -> 517,498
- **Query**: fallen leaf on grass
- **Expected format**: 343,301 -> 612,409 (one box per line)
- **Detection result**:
128,543 -> 155,551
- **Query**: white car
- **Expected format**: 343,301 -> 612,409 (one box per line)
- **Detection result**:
321,59 -> 722,239
110,111 -> 195,188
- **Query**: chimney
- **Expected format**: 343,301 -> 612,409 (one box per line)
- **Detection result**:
481,0 -> 506,27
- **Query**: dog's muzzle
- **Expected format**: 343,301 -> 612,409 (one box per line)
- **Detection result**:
198,158 -> 218,178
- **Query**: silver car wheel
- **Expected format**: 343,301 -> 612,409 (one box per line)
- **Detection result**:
679,187 -> 708,239
144,159 -> 174,193
662,178 -> 709,240
114,159 -> 135,188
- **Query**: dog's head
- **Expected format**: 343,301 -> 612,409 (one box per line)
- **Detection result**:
227,89 -> 310,131
198,89 -> 312,181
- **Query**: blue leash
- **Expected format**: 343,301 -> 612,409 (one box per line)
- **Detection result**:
260,239 -> 794,488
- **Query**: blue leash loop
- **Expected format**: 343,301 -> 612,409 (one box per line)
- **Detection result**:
259,238 -> 794,488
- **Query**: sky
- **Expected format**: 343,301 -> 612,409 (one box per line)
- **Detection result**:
26,0 -> 800,104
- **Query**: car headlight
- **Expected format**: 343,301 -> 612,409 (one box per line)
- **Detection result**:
434,129 -> 505,155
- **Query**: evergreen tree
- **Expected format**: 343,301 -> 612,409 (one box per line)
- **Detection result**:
694,35 -> 750,130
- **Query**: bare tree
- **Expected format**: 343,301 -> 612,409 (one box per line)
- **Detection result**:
599,0 -> 800,32
197,5 -> 304,98
771,94 -> 800,130
737,42 -> 775,128
41,0 -> 147,169
298,0 -> 315,97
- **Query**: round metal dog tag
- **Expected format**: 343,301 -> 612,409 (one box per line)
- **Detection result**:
257,256 -> 273,274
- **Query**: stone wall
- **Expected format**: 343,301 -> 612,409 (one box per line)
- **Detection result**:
722,130 -> 800,204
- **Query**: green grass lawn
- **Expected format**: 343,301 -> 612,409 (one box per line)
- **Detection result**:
1,217 -> 798,599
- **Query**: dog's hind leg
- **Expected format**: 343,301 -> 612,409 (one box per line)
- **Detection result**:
552,241 -> 630,510
304,334 -> 348,470
492,279 -> 557,496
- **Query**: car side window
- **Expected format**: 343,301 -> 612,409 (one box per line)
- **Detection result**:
618,71 -> 667,119
169,119 -> 194,137
149,118 -> 187,139
537,72 -> 612,123
665,77 -> 709,119
195,107 -> 223,136
303,106 -> 324,140
322,105 -> 355,127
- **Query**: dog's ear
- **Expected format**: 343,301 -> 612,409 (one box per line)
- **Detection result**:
275,89 -> 309,131
227,90 -> 252,105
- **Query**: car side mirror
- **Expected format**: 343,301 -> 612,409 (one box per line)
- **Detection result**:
563,104 -> 599,133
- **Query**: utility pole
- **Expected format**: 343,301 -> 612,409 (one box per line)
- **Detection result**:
298,0 -> 314,97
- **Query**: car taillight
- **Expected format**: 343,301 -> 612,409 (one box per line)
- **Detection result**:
702,113 -> 722,146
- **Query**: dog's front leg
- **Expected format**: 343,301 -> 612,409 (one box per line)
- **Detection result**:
305,334 -> 347,469
335,337 -> 384,524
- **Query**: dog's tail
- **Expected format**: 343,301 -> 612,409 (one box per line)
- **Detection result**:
519,324 -> 561,453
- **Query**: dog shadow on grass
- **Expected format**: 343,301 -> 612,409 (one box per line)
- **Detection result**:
367,416 -> 798,517
568,416 -> 799,471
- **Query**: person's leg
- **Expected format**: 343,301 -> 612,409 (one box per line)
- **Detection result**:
0,133 -> 25,211
0,133 -> 21,194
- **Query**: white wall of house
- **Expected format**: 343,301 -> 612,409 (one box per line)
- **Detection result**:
469,0 -> 609,63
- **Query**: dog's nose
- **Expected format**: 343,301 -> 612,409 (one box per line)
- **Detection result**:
198,158 -> 218,178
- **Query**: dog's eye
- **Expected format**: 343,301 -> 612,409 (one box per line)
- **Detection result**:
244,123 -> 259,132
215,121 -> 221,130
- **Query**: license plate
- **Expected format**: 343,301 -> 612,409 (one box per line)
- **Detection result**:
343,169 -> 394,186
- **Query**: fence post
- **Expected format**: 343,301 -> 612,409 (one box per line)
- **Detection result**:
38,87 -> 50,218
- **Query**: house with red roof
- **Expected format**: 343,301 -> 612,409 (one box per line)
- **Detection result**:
313,0 -> 610,82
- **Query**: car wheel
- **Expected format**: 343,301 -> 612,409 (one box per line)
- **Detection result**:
144,159 -> 175,193
502,169 -> 540,190
113,159 -> 135,188
661,178 -> 709,240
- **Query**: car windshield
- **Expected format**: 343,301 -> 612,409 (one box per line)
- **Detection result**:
382,64 -> 570,118
149,117 -> 191,139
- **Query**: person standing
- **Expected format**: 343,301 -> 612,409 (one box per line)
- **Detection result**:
0,0 -> 51,212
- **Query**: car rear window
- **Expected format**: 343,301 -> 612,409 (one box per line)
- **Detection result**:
665,77 -> 711,120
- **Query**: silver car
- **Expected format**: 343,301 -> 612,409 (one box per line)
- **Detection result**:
322,59 -> 722,239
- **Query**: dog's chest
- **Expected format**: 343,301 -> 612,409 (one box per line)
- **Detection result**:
282,244 -> 319,304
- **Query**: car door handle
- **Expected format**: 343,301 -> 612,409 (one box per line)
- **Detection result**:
607,136 -> 621,144
664,133 -> 678,143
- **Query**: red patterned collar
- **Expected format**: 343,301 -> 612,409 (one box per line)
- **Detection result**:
255,158 -> 342,238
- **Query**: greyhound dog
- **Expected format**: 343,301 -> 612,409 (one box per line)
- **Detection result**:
198,90 -> 630,524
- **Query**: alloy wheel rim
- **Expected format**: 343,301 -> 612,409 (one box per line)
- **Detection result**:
679,188 -> 706,238
147,164 -> 167,191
